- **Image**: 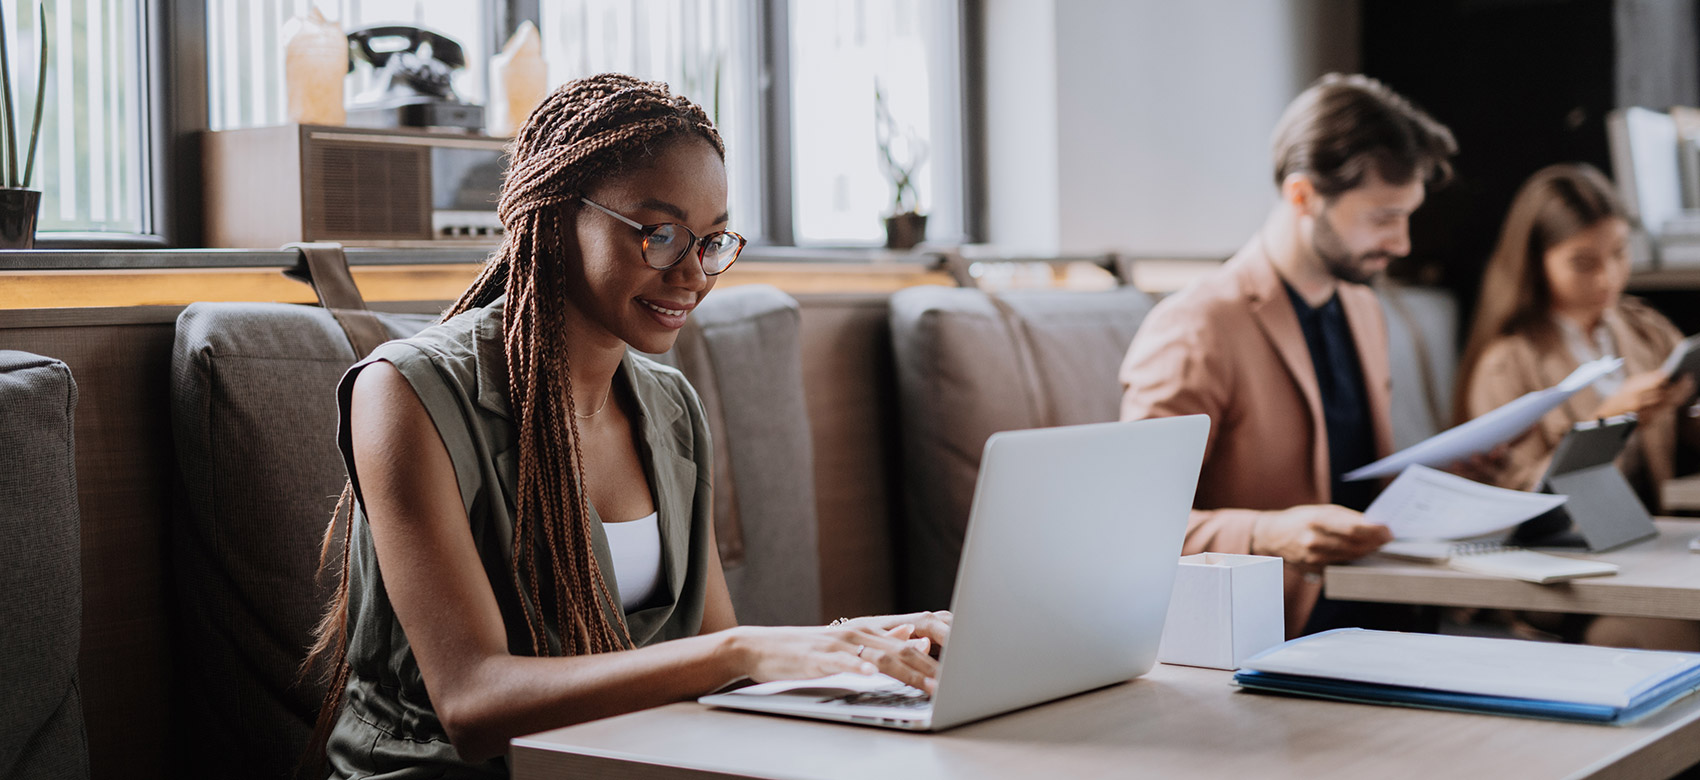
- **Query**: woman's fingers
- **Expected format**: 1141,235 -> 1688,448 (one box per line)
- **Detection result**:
843,629 -> 941,691
846,612 -> 952,656
861,642 -> 938,692
905,612 -> 952,651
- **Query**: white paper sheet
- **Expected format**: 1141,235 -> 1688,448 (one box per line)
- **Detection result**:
1363,464 -> 1568,540
1344,357 -> 1623,481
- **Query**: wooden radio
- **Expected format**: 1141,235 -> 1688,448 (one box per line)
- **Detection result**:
203,124 -> 508,248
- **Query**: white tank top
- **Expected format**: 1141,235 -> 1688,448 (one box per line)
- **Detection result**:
604,512 -> 664,612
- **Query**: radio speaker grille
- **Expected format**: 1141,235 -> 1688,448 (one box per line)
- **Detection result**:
306,141 -> 430,240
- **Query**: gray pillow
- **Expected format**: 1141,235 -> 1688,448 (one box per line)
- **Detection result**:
888,287 -> 1155,610
169,303 -> 435,780
653,284 -> 822,626
0,350 -> 89,780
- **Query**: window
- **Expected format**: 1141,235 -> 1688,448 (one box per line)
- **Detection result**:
539,0 -> 762,242
6,0 -> 149,236
206,0 -> 489,131
787,0 -> 963,246
191,0 -> 968,250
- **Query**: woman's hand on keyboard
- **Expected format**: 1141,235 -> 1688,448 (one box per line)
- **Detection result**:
725,617 -> 948,693
841,612 -> 952,660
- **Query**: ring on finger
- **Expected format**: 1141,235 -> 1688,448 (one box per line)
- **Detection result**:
856,645 -> 866,658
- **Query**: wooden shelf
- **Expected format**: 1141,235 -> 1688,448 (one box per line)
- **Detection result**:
1628,268 -> 1700,292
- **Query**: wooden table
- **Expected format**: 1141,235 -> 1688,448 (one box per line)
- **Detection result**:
1325,520 -> 1700,619
509,662 -> 1700,779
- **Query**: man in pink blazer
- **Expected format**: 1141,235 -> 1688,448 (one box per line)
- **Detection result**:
1120,74 -> 1457,636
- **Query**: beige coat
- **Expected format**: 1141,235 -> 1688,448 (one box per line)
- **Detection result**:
1463,298 -> 1695,511
1119,239 -> 1393,636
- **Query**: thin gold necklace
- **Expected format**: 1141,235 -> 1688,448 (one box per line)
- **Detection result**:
574,387 -> 612,419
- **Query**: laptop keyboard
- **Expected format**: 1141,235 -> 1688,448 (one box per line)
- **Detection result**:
824,689 -> 932,709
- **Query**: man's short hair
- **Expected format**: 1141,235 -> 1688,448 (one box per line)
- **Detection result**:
1271,73 -> 1457,199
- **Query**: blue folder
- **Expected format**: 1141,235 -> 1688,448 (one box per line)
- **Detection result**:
1232,629 -> 1700,725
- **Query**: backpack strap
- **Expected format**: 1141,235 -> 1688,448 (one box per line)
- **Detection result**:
283,242 -> 390,360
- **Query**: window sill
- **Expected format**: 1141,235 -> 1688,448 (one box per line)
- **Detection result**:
0,245 -> 957,310
0,246 -> 495,271
0,244 -> 953,271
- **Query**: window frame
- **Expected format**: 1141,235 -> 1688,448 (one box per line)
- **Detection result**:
19,0 -> 976,259
17,0 -> 174,249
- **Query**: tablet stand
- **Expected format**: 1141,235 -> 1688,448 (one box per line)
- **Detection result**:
1512,416 -> 1657,552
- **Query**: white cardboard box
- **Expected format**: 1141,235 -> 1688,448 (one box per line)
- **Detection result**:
1157,552 -> 1284,670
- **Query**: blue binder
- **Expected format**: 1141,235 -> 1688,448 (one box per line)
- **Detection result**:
1232,629 -> 1700,725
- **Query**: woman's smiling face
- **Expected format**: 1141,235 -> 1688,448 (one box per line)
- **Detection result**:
565,135 -> 730,356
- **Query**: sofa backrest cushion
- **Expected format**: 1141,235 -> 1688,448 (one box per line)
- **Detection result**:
1378,284 -> 1459,450
0,351 -> 90,780
653,284 -> 822,625
169,303 -> 435,779
887,286 -> 1155,610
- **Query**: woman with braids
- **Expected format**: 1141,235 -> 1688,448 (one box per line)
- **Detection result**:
302,74 -> 950,778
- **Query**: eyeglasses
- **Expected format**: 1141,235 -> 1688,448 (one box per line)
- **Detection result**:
580,197 -> 746,276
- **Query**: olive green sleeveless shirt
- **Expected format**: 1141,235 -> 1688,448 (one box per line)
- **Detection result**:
326,297 -> 716,778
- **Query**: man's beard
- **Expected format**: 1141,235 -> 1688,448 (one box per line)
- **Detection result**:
1312,208 -> 1393,285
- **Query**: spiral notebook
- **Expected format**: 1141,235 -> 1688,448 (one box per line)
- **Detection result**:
1377,540 -> 1619,584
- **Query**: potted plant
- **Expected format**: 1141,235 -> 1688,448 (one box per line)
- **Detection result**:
875,81 -> 928,250
0,1 -> 47,249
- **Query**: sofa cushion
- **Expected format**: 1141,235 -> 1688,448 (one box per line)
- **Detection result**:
654,284 -> 822,625
1378,284 -> 1458,450
888,286 -> 1155,610
0,351 -> 89,780
169,303 -> 435,779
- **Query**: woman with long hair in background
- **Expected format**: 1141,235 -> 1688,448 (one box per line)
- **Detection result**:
1457,161 -> 1698,649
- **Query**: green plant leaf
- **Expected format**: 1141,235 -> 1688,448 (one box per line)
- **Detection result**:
24,0 -> 45,189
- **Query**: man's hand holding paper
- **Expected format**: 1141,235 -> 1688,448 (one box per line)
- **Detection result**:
1251,505 -> 1392,574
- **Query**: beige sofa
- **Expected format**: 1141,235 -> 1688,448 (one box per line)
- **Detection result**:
0,265 -> 1458,780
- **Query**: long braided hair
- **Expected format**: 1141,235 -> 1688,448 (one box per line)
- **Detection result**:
300,73 -> 724,768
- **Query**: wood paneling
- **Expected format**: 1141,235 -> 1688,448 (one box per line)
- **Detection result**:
796,294 -> 906,620
2,311 -> 182,780
0,262 -> 953,309
0,264 -> 484,309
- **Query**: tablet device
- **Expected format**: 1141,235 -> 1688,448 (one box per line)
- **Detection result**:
1511,415 -> 1657,552
1661,333 -> 1700,382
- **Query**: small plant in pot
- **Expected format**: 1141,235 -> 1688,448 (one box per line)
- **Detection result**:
0,1 -> 46,250
875,81 -> 928,250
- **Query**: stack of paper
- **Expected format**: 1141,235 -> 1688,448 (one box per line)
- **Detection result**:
1363,465 -> 1566,541
1234,628 -> 1700,724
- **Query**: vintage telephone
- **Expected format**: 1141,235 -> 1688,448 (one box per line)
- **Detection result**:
345,24 -> 484,131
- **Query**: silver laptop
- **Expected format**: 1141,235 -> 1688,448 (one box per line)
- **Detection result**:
699,415 -> 1210,731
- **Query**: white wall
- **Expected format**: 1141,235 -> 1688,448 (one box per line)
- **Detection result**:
982,0 -> 1060,254
982,0 -> 1359,256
